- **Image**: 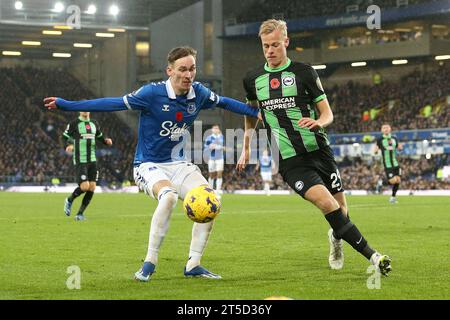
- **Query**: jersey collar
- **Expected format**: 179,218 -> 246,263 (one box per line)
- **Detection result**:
78,116 -> 90,122
165,79 -> 196,100
264,58 -> 291,72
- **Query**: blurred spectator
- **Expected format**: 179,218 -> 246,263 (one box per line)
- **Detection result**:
0,67 -> 135,186
232,0 -> 432,24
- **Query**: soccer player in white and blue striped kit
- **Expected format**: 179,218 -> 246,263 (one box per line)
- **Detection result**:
204,125 -> 225,193
44,46 -> 260,281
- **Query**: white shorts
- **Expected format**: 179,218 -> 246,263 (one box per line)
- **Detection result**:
134,161 -> 208,200
261,171 -> 272,182
208,159 -> 224,172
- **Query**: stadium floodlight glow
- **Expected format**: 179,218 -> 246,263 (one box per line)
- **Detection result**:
109,5 -> 119,16
312,64 -> 326,70
43,30 -> 62,35
96,32 -> 115,38
435,55 -> 450,61
107,28 -> 126,32
2,51 -> 21,56
86,4 -> 97,14
394,28 -> 411,32
54,25 -> 73,30
432,24 -> 447,29
53,52 -> 71,58
15,1 -> 23,10
22,41 -> 41,46
74,43 -> 93,48
351,61 -> 367,67
392,59 -> 408,65
53,2 -> 64,13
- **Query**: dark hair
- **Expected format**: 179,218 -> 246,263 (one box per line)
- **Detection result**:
167,46 -> 197,65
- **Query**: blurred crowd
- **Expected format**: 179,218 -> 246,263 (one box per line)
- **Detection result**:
232,0 -> 431,24
0,66 -> 448,192
198,153 -> 448,192
339,154 -> 449,192
330,29 -> 423,49
0,67 -> 135,186
327,65 -> 450,134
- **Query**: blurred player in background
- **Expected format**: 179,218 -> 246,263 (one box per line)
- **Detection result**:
63,112 -> 113,221
237,19 -> 391,275
45,46 -> 260,281
256,149 -> 274,196
204,124 -> 224,193
374,124 -> 403,203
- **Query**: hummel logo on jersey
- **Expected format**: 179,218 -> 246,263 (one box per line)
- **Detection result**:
162,105 -> 170,112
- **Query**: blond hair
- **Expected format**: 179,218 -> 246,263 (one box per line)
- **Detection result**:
258,19 -> 288,37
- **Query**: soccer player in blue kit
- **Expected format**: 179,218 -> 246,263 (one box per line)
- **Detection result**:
44,46 -> 260,281
204,124 -> 225,193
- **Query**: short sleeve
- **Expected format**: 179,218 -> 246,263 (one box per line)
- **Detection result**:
303,66 -> 327,103
63,121 -> 76,141
243,75 -> 257,102
122,84 -> 153,111
94,120 -> 104,139
394,137 -> 400,149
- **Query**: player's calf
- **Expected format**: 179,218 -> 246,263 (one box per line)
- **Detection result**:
325,208 -> 376,260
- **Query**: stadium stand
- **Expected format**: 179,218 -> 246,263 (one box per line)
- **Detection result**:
0,66 -> 448,191
0,67 -> 135,186
232,0 -> 433,23
327,65 -> 450,134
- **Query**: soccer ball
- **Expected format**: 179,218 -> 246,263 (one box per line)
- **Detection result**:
183,186 -> 221,223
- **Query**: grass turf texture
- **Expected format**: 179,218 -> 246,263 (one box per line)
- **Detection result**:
0,193 -> 449,300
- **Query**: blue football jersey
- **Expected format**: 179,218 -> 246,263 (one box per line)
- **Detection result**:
204,134 -> 224,160
260,155 -> 272,173
123,80 -> 220,164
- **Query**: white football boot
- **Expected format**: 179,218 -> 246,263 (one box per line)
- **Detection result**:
328,228 -> 344,270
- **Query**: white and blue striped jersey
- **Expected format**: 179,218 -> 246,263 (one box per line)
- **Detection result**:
204,134 -> 224,160
260,155 -> 272,173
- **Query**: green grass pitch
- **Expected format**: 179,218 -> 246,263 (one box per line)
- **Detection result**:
0,192 -> 449,300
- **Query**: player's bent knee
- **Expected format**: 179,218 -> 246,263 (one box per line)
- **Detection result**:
88,182 -> 96,192
157,187 -> 178,208
79,182 -> 89,192
319,198 -> 340,214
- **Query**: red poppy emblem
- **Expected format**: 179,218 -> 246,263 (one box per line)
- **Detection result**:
270,78 -> 280,89
176,112 -> 183,122
85,124 -> 91,130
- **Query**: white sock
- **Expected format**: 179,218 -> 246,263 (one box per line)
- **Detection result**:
144,187 -> 178,265
264,182 -> 270,195
186,221 -> 214,271
208,177 -> 214,188
370,252 -> 381,265
216,178 -> 223,191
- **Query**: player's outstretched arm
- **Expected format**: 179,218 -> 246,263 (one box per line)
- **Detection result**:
237,100 -> 260,171
217,96 -> 261,119
44,97 -> 128,112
